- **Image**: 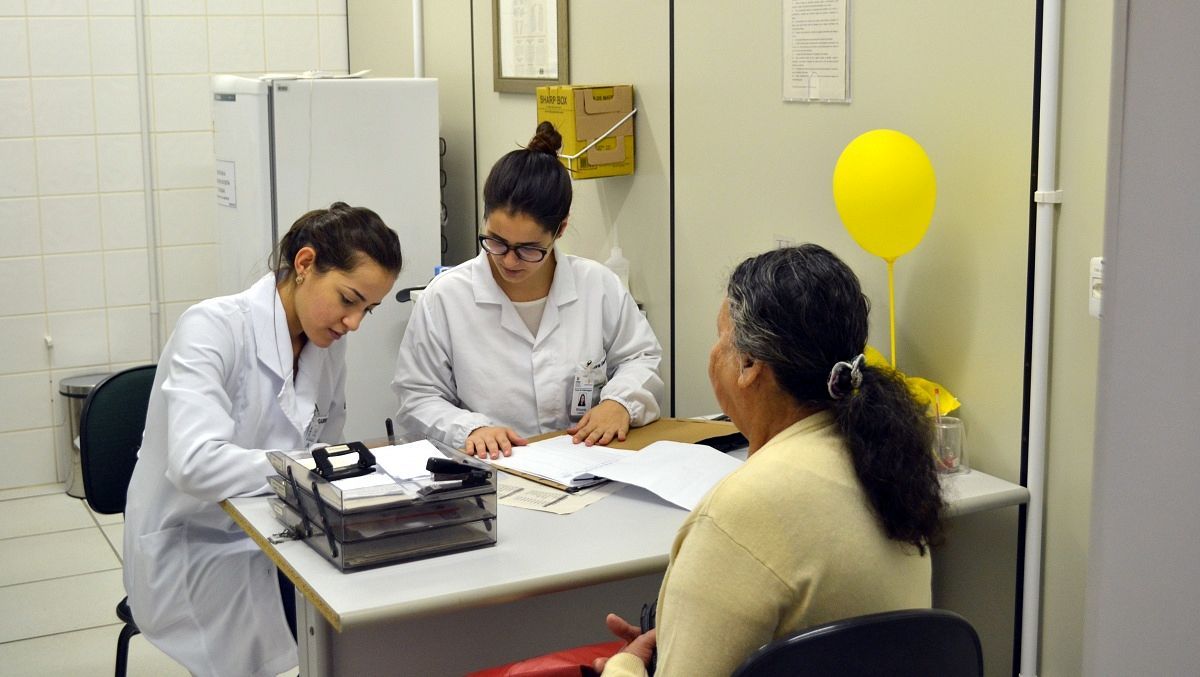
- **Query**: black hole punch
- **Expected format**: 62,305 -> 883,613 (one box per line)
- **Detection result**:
311,442 -> 376,482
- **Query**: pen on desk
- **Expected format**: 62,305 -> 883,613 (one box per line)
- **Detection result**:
385,417 -> 395,444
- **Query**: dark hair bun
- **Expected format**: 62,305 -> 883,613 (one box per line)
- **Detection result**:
527,121 -> 563,156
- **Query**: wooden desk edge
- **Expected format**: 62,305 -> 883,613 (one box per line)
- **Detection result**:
220,499 -> 343,632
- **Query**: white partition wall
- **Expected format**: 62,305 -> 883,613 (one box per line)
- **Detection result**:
1084,2 -> 1200,674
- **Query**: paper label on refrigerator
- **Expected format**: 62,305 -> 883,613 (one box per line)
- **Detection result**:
216,160 -> 237,207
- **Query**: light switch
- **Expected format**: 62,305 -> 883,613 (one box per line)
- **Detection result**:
1089,256 -> 1103,319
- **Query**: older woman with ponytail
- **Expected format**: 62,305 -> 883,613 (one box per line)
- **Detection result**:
596,244 -> 943,677
393,122 -> 664,458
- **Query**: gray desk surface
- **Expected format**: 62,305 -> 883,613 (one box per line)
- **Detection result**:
224,464 -> 1028,633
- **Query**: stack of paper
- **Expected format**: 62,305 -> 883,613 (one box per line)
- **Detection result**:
487,436 -> 627,490
487,436 -> 744,510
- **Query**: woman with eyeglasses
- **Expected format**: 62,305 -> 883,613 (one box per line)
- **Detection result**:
392,122 -> 664,458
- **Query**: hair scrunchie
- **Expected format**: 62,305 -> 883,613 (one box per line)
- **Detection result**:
827,354 -> 865,400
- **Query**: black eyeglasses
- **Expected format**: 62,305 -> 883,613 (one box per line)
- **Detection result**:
477,235 -> 552,263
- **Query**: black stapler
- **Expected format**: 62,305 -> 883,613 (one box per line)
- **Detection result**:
422,457 -> 492,492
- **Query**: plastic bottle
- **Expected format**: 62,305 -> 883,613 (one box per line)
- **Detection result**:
604,229 -> 631,291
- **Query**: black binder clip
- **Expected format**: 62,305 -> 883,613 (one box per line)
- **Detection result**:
311,442 -> 377,481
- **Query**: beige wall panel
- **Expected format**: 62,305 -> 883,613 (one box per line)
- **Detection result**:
673,2 -> 1035,674
349,0 -> 479,266
348,0 -> 414,77
470,0 -> 673,402
1039,1 -> 1111,675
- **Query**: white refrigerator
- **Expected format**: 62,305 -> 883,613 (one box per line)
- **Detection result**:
211,76 -> 441,442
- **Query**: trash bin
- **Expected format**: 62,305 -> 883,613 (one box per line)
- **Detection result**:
60,372 -> 112,499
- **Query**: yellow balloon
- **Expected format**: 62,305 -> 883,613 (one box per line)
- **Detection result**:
832,129 -> 936,262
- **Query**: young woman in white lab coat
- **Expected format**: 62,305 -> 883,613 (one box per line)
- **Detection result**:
393,122 -> 664,459
122,203 -> 402,677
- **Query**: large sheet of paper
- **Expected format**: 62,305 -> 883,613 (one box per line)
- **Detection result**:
591,440 -> 743,510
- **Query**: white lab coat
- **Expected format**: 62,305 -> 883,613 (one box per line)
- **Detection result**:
393,251 -> 663,448
123,274 -> 346,677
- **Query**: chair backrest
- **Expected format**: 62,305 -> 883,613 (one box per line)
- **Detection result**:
79,365 -> 157,515
731,608 -> 983,677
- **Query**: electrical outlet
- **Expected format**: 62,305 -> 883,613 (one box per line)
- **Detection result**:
1088,256 -> 1103,318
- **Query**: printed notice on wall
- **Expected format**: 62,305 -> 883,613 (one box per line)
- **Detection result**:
215,159 -> 236,207
498,0 -> 559,79
782,0 -> 850,103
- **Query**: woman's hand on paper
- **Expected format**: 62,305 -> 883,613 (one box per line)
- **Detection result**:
592,613 -> 656,673
465,426 -> 526,459
568,400 -> 630,446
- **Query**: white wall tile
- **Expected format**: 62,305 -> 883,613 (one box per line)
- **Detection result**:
0,316 -> 51,374
28,18 -> 92,76
96,134 -> 144,192
0,373 -> 54,433
160,243 -> 216,302
318,0 -> 346,16
99,192 -> 147,249
88,0 -> 135,15
103,248 -> 149,305
89,16 -> 138,75
264,16 -> 319,72
0,258 -> 47,316
106,305 -> 151,363
151,74 -> 212,132
47,310 -> 110,368
208,16 -> 265,73
146,0 -> 204,15
0,19 -> 31,77
0,198 -> 42,257
158,188 -> 214,245
0,317 -> 51,376
0,0 -> 26,16
31,77 -> 96,136
153,130 -> 212,189
44,253 -> 106,311
0,429 -> 59,488
147,17 -> 209,74
265,0 -> 317,14
36,137 -> 98,195
39,194 -> 102,254
27,0 -> 88,15
207,0 -> 262,14
318,16 -> 347,73
0,140 -> 37,197
0,80 -> 33,138
93,76 -> 142,133
160,300 -> 190,336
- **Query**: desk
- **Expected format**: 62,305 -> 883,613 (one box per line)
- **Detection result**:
225,464 -> 1028,676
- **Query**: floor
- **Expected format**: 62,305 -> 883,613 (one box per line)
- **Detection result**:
0,482 -> 189,676
0,480 -> 642,675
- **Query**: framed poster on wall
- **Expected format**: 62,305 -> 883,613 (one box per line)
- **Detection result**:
493,0 -> 570,94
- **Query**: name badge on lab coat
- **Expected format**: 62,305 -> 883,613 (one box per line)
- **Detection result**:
570,359 -> 607,420
303,405 -> 328,446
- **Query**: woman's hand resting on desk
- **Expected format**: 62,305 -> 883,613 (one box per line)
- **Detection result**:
568,400 -> 631,446
466,426 -> 527,459
592,613 -> 656,673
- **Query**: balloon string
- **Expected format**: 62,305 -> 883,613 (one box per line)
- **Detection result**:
887,259 -> 897,368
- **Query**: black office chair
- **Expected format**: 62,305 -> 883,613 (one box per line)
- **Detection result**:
730,608 -> 983,677
79,364 -> 156,677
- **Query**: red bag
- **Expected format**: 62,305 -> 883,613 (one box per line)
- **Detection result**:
466,640 -> 626,677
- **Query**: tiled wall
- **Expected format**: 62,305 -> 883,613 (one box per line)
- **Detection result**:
0,0 -> 348,489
